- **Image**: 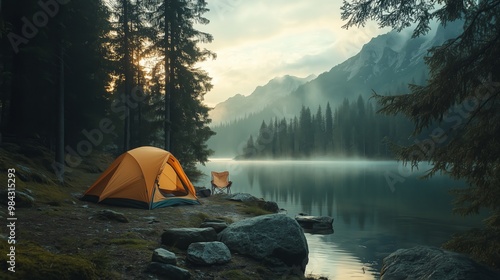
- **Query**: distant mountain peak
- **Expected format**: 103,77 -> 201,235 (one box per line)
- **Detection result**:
209,74 -> 315,125
336,22 -> 463,82
208,21 -> 465,156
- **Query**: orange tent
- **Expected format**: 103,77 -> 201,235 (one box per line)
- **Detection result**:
81,146 -> 200,209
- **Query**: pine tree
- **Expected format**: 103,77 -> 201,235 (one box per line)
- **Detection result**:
1,0 -> 112,180
278,118 -> 288,157
256,120 -> 269,157
342,0 -> 500,267
355,95 -> 366,156
314,105 -> 325,155
325,102 -> 334,154
298,106 -> 313,156
122,0 -> 132,152
147,0 -> 215,175
107,0 -> 152,151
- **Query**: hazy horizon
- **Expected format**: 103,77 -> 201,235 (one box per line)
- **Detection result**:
195,1 -> 390,107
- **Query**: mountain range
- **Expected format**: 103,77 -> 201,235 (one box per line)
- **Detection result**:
209,74 -> 316,125
208,21 -> 463,157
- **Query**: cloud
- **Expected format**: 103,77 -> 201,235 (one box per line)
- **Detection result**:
196,1 -> 389,107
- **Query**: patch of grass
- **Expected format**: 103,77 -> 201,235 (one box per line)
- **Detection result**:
109,238 -> 153,248
0,240 -> 99,280
220,269 -> 255,280
186,212 -> 235,226
175,211 -> 218,227
29,182 -> 72,204
191,212 -> 211,224
81,237 -> 103,247
239,202 -> 273,216
213,215 -> 234,224
108,232 -> 156,250
82,249 -> 112,272
58,236 -> 103,252
0,144 -> 76,207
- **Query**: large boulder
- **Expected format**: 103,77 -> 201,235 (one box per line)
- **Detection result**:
161,228 -> 217,250
187,241 -> 231,265
218,214 -> 308,274
152,248 -> 177,265
381,246 -> 500,280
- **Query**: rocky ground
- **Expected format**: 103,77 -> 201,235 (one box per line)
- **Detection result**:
14,194 -> 290,279
0,143 -> 322,279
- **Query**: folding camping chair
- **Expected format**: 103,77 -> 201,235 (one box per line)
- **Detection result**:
211,171 -> 232,194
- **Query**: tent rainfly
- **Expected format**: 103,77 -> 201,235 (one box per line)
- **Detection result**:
81,146 -> 200,209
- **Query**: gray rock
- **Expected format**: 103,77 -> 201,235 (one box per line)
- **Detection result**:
147,262 -> 190,280
187,241 -> 231,265
228,193 -> 280,213
228,193 -> 260,202
381,246 -> 500,280
152,248 -> 177,265
295,215 -> 333,234
161,228 -> 217,250
199,221 -> 228,233
94,209 -> 129,223
218,214 -> 309,274
143,216 -> 160,224
258,200 -> 280,213
195,188 -> 211,198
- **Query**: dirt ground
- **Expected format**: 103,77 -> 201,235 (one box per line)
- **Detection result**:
14,194 -> 283,279
0,144 -> 320,279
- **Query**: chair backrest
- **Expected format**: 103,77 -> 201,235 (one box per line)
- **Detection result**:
211,171 -> 229,188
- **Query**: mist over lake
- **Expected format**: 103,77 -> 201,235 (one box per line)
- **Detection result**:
196,159 -> 483,279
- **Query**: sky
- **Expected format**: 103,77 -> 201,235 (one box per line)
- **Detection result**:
194,0 -> 390,108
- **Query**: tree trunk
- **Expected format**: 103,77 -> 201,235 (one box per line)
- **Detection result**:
164,0 -> 171,151
55,42 -> 65,183
122,0 -> 132,152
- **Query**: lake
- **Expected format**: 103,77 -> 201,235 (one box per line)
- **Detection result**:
194,159 -> 483,279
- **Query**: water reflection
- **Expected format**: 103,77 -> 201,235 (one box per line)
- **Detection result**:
195,160 -> 483,279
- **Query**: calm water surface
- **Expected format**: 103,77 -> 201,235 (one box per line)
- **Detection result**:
194,159 -> 483,279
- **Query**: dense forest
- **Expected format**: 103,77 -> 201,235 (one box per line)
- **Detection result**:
0,0 -> 215,180
238,96 -> 413,159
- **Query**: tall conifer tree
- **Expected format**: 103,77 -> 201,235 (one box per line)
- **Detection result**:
342,0 -> 500,266
147,0 -> 215,174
